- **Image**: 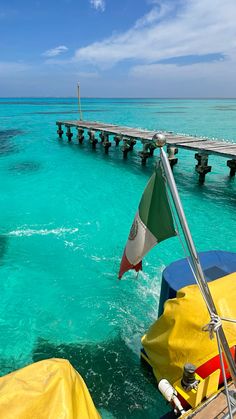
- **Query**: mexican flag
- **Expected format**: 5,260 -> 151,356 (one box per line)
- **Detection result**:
118,163 -> 176,279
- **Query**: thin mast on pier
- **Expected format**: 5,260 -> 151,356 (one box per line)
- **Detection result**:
77,83 -> 83,121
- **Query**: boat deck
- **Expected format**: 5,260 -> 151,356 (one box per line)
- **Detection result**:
161,384 -> 236,418
188,383 -> 236,418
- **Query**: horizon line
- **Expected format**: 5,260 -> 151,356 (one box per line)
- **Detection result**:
1,96 -> 236,100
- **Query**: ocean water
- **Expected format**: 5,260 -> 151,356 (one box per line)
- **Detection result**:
0,98 -> 236,418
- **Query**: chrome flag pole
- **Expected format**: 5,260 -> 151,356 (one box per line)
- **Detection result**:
154,133 -> 236,387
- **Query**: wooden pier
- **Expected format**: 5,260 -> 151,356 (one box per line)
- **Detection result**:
56,120 -> 236,183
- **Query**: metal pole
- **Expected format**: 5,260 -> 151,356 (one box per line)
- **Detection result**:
77,83 -> 83,121
159,144 -> 236,387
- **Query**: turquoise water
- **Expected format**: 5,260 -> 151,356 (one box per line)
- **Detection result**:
0,98 -> 236,418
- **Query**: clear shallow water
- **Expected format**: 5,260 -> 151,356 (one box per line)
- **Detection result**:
0,98 -> 236,418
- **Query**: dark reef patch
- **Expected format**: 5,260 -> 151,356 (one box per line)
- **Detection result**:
32,109 -> 110,115
213,106 -> 236,111
153,111 -> 186,114
215,108 -> 236,112
0,235 -> 8,263
0,129 -> 23,139
0,101 -> 76,106
0,139 -> 18,156
9,161 -> 41,173
165,106 -> 188,109
32,111 -> 79,115
84,109 -> 110,112
0,129 -> 23,156
32,336 -> 165,418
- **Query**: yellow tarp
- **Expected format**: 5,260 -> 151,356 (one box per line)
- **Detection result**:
0,358 -> 101,419
142,272 -> 236,385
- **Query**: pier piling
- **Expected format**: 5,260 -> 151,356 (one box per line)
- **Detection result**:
227,159 -> 236,177
139,142 -> 157,165
149,144 -> 156,157
66,126 -> 73,142
139,143 -> 151,166
195,153 -> 212,184
129,139 -> 136,151
102,133 -> 112,153
77,128 -> 84,144
114,135 -> 122,146
88,130 -> 98,148
122,138 -> 135,158
57,123 -> 64,139
99,132 -> 105,142
167,146 -> 178,168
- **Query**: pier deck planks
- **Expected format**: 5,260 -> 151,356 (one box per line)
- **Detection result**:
56,120 -> 236,159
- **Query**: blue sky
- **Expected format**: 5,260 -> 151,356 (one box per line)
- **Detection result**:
0,0 -> 236,97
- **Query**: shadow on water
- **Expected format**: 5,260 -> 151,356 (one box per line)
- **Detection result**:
56,136 -> 236,200
0,129 -> 23,156
56,136 -> 155,178
32,336 -> 167,418
8,161 -> 41,173
174,168 -> 236,210
0,235 -> 8,264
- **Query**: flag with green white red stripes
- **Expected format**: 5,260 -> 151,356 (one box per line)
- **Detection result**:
118,163 -> 176,279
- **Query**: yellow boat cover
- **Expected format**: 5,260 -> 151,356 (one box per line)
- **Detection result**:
0,358 -> 101,419
142,272 -> 236,384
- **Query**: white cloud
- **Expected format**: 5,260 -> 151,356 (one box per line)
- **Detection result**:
74,0 -> 236,68
129,55 -> 236,97
134,2 -> 173,29
90,0 -> 105,12
1,0 -> 236,97
42,45 -> 68,58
